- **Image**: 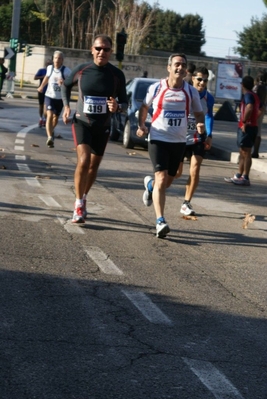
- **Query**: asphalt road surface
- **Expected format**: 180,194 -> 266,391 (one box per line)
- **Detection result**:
0,98 -> 266,399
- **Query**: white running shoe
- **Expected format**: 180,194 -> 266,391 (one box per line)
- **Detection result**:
224,174 -> 239,183
180,202 -> 195,216
143,176 -> 153,206
156,222 -> 170,238
72,206 -> 85,224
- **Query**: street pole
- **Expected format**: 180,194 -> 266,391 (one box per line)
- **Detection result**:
7,0 -> 21,97
20,49 -> 26,88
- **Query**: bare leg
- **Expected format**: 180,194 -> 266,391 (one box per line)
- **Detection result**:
153,171 -> 174,219
175,162 -> 184,179
239,147 -> 252,177
46,110 -> 54,138
84,153 -> 103,195
252,136 -> 261,157
184,155 -> 202,202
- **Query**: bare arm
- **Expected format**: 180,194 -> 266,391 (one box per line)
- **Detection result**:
193,111 -> 205,134
37,76 -> 49,93
136,103 -> 149,137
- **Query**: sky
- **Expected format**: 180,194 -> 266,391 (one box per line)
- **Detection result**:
146,0 -> 267,58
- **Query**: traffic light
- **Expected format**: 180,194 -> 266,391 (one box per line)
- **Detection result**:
20,42 -> 27,53
10,38 -> 19,53
26,45 -> 33,57
116,29 -> 127,62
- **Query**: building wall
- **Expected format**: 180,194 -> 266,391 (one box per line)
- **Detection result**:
1,41 -> 267,98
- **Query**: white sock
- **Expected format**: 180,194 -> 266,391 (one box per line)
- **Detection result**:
75,199 -> 83,208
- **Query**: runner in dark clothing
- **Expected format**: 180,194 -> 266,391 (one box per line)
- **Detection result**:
62,34 -> 128,223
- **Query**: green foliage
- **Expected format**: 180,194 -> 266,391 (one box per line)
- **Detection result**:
0,0 -> 206,56
31,11 -> 49,23
145,9 -> 205,55
0,3 -> 13,40
235,14 -> 267,61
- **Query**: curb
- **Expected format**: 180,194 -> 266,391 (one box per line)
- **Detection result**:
210,145 -> 267,175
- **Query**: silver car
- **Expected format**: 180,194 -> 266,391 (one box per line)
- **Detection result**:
110,77 -> 160,149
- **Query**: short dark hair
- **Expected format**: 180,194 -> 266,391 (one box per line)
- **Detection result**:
168,53 -> 187,66
193,66 -> 209,77
187,62 -> 196,74
242,75 -> 254,91
94,34 -> 112,47
256,72 -> 267,84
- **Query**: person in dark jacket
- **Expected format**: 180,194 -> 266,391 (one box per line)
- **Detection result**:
0,58 -> 8,100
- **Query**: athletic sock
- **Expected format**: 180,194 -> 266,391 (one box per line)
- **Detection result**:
148,179 -> 154,192
75,199 -> 83,208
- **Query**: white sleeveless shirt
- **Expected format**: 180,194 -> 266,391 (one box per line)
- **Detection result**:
144,79 -> 202,143
45,65 -> 71,100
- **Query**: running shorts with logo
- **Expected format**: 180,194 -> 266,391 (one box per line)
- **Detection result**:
72,116 -> 110,156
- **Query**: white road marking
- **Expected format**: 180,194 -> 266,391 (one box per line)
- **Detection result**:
85,246 -> 123,275
15,139 -> 25,145
18,124 -> 38,133
25,177 -> 41,187
183,358 -> 245,399
121,289 -> 173,325
38,195 -> 61,207
57,217 -> 85,234
16,163 -> 31,172
17,132 -> 27,138
15,155 -> 26,160
14,146 -> 24,151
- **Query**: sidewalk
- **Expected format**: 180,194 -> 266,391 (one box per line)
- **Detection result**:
211,118 -> 267,175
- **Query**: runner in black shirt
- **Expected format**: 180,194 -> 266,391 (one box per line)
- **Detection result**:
62,34 -> 128,223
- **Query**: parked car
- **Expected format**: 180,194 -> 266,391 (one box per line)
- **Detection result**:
110,77 -> 160,149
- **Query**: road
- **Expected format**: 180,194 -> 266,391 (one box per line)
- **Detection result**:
0,98 -> 266,399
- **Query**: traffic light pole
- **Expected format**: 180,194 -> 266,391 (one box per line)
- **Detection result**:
7,0 -> 21,97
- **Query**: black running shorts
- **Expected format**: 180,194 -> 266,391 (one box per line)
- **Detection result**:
182,141 -> 205,161
148,140 -> 186,176
44,96 -> 64,116
72,116 -> 110,156
237,126 -> 258,148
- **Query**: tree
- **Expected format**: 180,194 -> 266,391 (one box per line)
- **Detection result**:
235,15 -> 267,61
145,9 -> 205,55
0,3 -> 13,40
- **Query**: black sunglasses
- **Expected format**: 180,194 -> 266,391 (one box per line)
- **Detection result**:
94,47 -> 111,52
195,77 -> 208,83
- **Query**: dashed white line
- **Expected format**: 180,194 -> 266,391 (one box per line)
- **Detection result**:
14,146 -> 24,151
39,195 -> 61,207
57,216 -> 85,234
183,357 -> 245,399
25,177 -> 41,187
15,155 -> 26,160
16,163 -> 31,172
17,132 -> 27,138
85,246 -> 123,275
15,139 -> 25,145
121,289 -> 173,325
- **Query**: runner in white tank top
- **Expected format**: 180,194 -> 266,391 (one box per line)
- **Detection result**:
137,53 -> 205,238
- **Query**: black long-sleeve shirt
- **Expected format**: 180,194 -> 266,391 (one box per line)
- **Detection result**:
61,61 -> 128,127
